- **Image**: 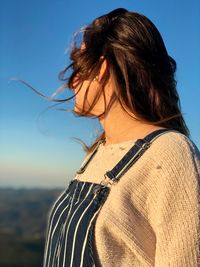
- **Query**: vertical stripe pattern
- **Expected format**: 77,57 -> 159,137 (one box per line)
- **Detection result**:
43,179 -> 110,267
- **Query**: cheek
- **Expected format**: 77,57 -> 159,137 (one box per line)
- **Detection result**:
74,80 -> 106,114
75,81 -> 98,103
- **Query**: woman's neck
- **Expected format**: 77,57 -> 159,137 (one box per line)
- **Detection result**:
99,102 -> 165,147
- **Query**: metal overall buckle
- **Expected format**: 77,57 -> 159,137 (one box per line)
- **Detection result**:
135,138 -> 151,148
93,173 -> 115,196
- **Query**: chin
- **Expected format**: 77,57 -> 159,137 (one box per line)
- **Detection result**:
74,105 -> 81,113
74,103 -> 102,117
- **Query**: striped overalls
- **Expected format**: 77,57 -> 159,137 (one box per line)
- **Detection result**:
42,128 -> 174,267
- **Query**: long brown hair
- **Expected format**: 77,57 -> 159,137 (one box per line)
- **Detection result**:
14,8 -> 190,155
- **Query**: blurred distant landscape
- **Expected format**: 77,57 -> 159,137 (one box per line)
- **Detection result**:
0,187 -> 63,267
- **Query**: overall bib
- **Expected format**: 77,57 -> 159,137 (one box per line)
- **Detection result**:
42,128 -> 174,267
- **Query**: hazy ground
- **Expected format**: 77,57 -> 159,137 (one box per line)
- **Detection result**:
0,188 -> 63,267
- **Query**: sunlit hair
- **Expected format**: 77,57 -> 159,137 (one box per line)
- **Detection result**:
14,8 -> 190,155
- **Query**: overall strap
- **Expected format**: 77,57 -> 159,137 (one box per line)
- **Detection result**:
104,128 -> 177,182
76,139 -> 105,174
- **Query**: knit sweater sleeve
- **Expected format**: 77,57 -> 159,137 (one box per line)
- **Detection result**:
147,135 -> 200,267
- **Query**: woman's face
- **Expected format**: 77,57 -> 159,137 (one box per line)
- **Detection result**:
72,43 -> 113,115
73,77 -> 105,116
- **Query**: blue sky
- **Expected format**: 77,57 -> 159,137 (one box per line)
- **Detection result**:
1,0 -> 200,188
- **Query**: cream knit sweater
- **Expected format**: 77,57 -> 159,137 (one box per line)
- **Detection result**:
74,131 -> 200,267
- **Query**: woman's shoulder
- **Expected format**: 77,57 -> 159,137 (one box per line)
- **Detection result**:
147,130 -> 200,165
141,130 -> 200,190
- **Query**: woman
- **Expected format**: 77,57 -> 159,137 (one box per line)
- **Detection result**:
42,8 -> 200,267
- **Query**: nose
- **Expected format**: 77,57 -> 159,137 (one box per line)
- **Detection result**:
71,74 -> 82,90
69,79 -> 78,91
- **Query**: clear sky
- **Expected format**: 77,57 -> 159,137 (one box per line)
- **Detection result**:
1,0 -> 200,188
